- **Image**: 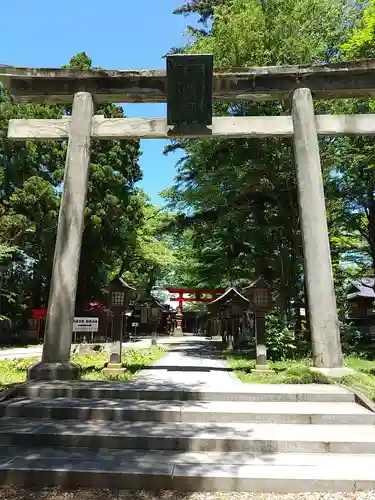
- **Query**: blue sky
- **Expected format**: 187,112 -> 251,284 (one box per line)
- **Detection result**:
1,0 -> 194,206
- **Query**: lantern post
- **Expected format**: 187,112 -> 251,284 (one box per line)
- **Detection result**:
244,277 -> 274,374
150,306 -> 161,346
103,277 -> 136,377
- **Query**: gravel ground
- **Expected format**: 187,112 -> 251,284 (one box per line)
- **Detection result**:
0,489 -> 374,500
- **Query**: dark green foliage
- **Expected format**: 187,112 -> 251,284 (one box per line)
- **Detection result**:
0,52 -> 144,326
164,0 -> 369,333
173,0 -> 225,24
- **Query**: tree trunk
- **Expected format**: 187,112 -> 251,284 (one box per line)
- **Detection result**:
368,199 -> 375,279
303,280 -> 311,343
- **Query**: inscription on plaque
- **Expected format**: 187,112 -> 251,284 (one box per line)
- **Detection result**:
167,54 -> 213,128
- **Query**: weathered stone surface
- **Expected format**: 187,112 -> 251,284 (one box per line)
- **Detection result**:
109,353 -> 121,364
292,88 -> 343,369
76,343 -> 98,355
11,114 -> 375,141
252,367 -> 275,375
1,417 -> 375,453
29,92 -> 93,382
16,381 -> 355,402
27,361 -> 80,381
311,366 -> 356,378
102,365 -> 127,377
2,59 -> 375,103
109,341 -> 121,364
1,397 -> 373,425
2,448 -> 375,492
103,345 -> 126,378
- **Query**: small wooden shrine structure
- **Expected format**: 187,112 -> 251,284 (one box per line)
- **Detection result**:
130,290 -> 169,335
207,288 -> 252,346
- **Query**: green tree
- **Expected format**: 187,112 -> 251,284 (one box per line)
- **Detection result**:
119,191 -> 177,292
60,53 -> 143,307
164,0 -> 361,321
0,52 -> 144,329
319,0 -> 375,275
341,0 -> 375,60
173,0 -> 226,25
0,73 -> 65,320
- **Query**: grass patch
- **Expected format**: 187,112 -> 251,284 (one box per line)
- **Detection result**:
76,347 -> 167,381
0,346 -> 167,390
228,350 -> 375,397
341,372 -> 375,401
228,352 -> 329,384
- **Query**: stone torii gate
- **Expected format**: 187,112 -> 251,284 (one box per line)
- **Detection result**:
2,56 -> 374,379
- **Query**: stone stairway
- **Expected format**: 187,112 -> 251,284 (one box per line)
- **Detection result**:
0,380 -> 374,493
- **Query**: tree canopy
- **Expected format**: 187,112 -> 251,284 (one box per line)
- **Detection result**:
162,0 -> 371,323
0,52 -> 174,326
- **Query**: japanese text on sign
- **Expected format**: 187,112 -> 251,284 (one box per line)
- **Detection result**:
73,317 -> 99,332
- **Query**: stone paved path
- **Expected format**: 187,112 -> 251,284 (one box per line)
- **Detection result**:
136,336 -> 241,390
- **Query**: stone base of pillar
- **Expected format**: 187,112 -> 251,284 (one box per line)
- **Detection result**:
102,363 -> 126,377
28,361 -> 81,381
151,330 -> 157,345
174,313 -> 183,336
310,366 -> 356,378
252,365 -> 275,375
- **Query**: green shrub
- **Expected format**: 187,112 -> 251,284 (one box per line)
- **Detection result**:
280,366 -> 330,384
340,321 -> 362,354
265,312 -> 297,361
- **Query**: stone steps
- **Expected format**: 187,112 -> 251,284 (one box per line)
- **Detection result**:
1,397 -> 373,425
0,447 -> 374,492
2,379 -> 375,492
15,381 -> 355,402
0,417 -> 375,453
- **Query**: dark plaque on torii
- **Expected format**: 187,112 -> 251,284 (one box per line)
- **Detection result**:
166,54 -> 213,135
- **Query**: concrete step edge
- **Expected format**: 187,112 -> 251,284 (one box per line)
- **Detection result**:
1,398 -> 373,424
16,383 -> 355,403
16,389 -> 354,403
2,418 -> 375,438
1,419 -> 375,453
2,447 -> 375,466
20,382 -> 353,392
0,459 -> 374,493
2,397 -> 367,413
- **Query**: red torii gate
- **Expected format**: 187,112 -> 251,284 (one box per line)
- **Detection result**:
166,288 -> 225,313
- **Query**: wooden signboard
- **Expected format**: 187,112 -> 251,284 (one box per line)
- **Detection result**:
167,54 -> 213,127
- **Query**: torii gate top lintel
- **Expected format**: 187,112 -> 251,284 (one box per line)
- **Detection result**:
166,287 -> 226,313
1,58 -> 375,104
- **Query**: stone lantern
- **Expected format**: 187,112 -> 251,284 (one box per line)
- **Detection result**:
107,277 -> 136,314
103,277 -> 136,377
243,276 -> 273,373
150,305 -> 161,346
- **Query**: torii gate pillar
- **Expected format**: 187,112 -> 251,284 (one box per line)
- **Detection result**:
292,89 -> 349,376
28,92 -> 93,380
